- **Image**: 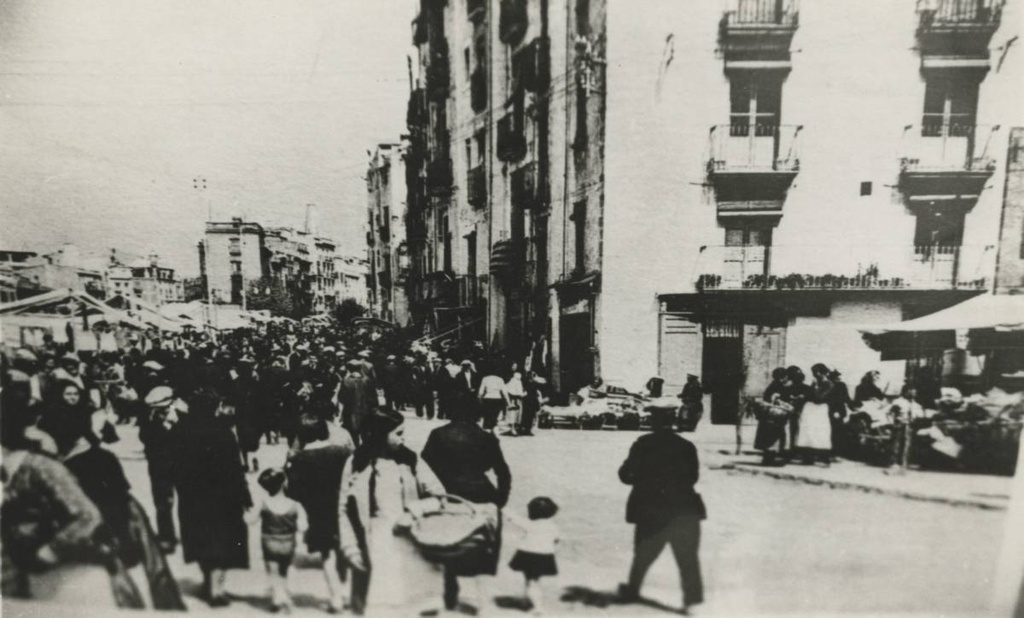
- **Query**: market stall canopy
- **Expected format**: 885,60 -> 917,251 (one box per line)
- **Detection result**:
861,293 -> 1024,360
0,288 -> 147,330
107,294 -> 198,332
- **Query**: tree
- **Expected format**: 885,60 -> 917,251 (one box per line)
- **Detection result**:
246,277 -> 296,318
332,297 -> 368,325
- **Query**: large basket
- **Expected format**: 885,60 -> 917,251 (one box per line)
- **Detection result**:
404,495 -> 498,567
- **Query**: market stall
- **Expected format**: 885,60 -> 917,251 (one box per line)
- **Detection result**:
0,289 -> 148,351
854,293 -> 1024,474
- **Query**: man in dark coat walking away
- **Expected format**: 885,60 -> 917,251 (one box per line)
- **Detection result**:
617,408 -> 705,614
338,360 -> 375,443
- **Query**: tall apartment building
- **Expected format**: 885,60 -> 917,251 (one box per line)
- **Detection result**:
607,0 -> 1023,423
367,142 -> 411,325
404,0 -> 1022,405
406,0 -> 604,389
199,219 -> 266,305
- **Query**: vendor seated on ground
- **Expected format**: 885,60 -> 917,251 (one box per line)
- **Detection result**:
572,378 -> 608,406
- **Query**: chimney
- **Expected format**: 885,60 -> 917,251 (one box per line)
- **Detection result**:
304,203 -> 317,235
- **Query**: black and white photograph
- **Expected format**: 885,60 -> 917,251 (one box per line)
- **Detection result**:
2,0 -> 1024,616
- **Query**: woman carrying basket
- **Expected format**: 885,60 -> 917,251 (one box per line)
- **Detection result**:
422,401 -> 511,614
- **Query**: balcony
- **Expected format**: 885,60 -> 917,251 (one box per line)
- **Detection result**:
427,45 -> 450,101
499,0 -> 528,45
412,14 -> 427,45
490,239 -> 524,277
467,0 -> 485,23
917,0 -> 1002,57
470,67 -> 488,113
720,0 -> 798,59
467,165 -> 487,207
510,37 -> 548,94
511,161 -> 539,208
707,122 -> 801,217
694,244 -> 995,292
898,122 -> 998,206
428,157 -> 454,195
497,113 -> 527,161
407,87 -> 427,129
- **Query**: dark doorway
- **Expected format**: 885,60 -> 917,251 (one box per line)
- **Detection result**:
702,321 -> 744,424
559,310 -> 594,395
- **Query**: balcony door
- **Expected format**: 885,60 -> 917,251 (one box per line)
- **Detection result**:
728,72 -> 783,169
919,73 -> 980,168
723,226 -> 770,288
911,208 -> 964,287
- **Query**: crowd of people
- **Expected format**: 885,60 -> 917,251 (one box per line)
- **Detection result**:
0,321 -> 706,615
751,363 -> 937,469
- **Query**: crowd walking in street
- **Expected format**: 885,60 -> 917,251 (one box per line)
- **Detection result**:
0,319 -> 713,616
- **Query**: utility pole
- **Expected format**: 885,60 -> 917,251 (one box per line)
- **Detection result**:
194,176 -> 218,331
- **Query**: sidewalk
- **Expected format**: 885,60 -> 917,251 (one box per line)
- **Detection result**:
691,424 -> 1014,510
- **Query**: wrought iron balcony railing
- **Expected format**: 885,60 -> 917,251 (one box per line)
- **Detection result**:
724,0 -> 799,27
707,122 -> 802,174
900,122 -> 999,173
695,244 -> 995,292
918,0 -> 1003,27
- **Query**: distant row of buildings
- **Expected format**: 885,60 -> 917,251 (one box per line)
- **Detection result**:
197,212 -> 368,314
1,211 -> 368,317
364,0 -> 1024,409
0,244 -> 190,307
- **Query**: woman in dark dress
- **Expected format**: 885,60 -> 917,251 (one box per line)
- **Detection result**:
422,403 -> 512,612
59,404 -> 187,610
285,414 -> 354,613
172,387 -> 252,607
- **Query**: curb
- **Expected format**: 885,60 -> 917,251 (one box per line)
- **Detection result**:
710,462 -> 1008,511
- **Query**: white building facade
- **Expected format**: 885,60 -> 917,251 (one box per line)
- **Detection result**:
598,0 -> 1023,421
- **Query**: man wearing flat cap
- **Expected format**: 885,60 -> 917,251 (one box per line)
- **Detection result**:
141,385 -> 185,553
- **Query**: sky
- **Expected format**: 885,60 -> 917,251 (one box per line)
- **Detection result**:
0,0 -> 415,275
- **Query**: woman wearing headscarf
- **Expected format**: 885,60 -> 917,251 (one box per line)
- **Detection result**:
1,383 -> 106,604
59,400 -> 186,610
338,408 -> 446,615
38,381 -> 93,456
171,387 -> 252,607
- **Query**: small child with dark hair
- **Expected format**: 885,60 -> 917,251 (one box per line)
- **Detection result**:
508,496 -> 560,615
248,468 -> 307,613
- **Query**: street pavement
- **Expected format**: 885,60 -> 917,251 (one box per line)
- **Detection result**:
3,415 -> 1010,617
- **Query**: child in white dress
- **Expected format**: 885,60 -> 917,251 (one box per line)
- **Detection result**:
507,497 -> 560,614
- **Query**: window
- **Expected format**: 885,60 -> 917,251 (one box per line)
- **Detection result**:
922,73 -> 979,137
572,200 -> 587,273
473,130 -> 486,166
464,47 -> 471,82
441,214 -> 452,272
574,86 -> 588,148
724,226 -> 771,247
576,0 -> 590,35
860,181 -> 872,196
231,260 -> 242,273
914,209 -> 964,248
729,72 -> 783,135
466,231 -> 477,276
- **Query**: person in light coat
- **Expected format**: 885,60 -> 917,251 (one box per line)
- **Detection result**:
338,408 -> 446,615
